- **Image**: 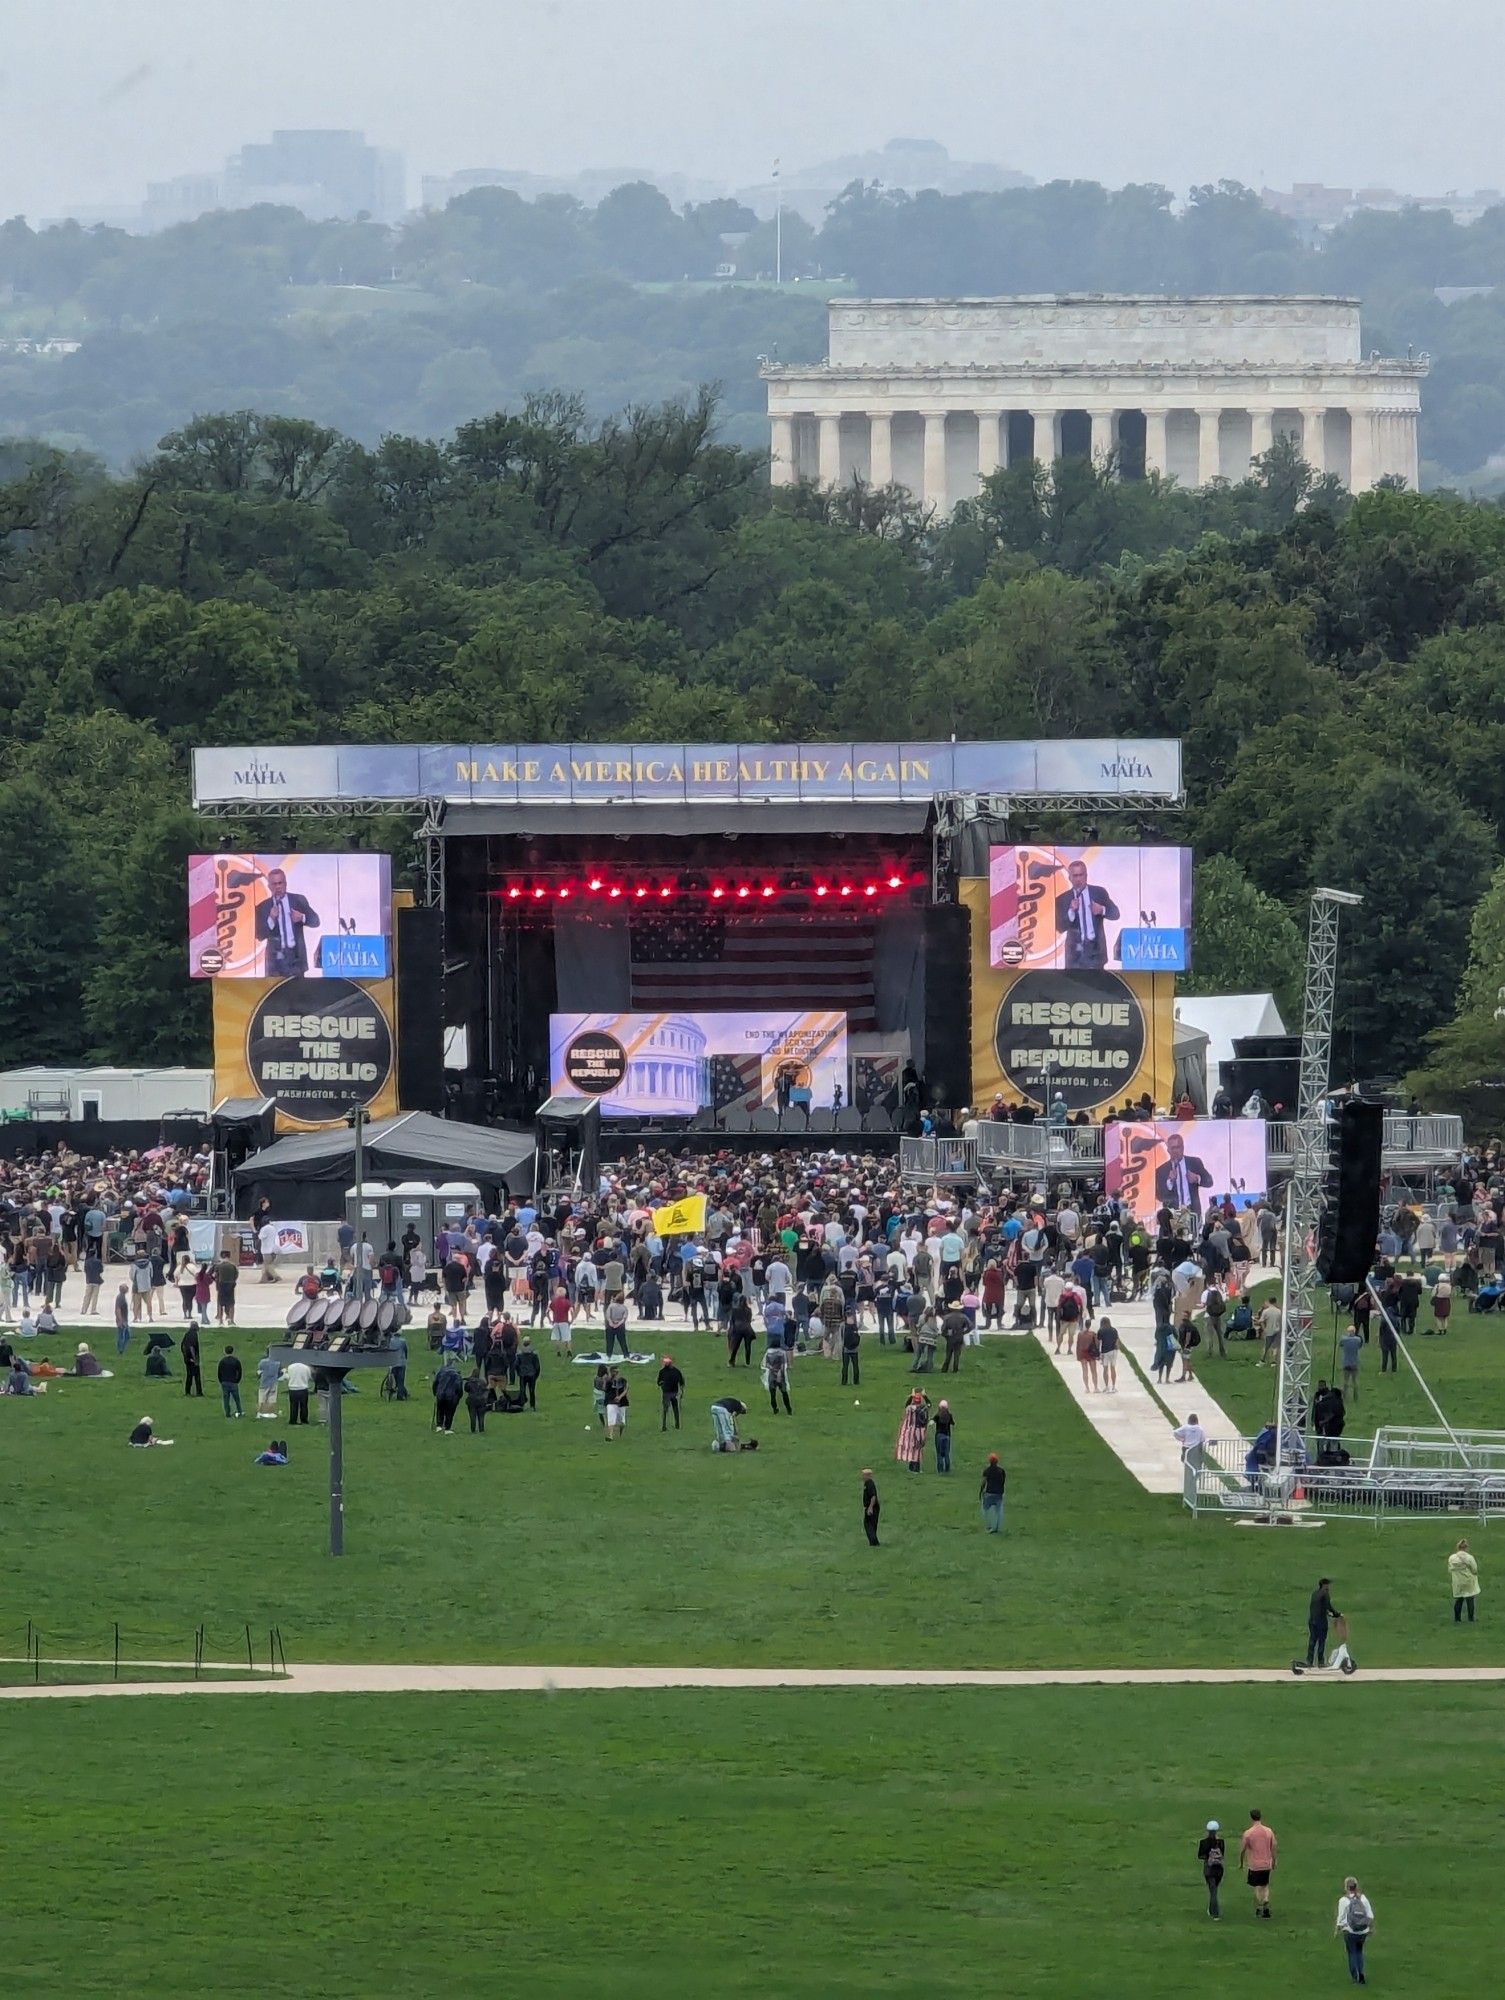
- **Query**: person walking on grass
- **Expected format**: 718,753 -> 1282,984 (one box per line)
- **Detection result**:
181,1319 -> 203,1399
464,1365 -> 488,1434
763,1340 -> 792,1416
431,1359 -> 462,1433
939,1304 -> 969,1374
979,1452 -> 1006,1532
1239,1809 -> 1277,1918
1339,1323 -> 1363,1402
861,1468 -> 881,1546
217,1344 -> 243,1418
114,1282 -> 131,1357
1197,1820 -> 1226,1920
1335,1876 -> 1375,1983
895,1389 -> 929,1472
657,1354 -> 685,1430
932,1398 -> 954,1473
840,1309 -> 862,1387
1450,1538 -> 1480,1622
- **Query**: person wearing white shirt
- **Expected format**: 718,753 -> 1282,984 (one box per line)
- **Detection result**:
285,1358 -> 313,1426
899,1230 -> 921,1269
1334,1877 -> 1374,1984
765,1258 -> 792,1299
1056,1206 -> 1080,1245
1041,1269 -> 1065,1340
1173,1415 -> 1207,1468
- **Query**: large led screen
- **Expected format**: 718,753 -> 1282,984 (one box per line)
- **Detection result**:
188,853 -> 392,980
1104,1119 -> 1268,1223
549,1010 -> 848,1118
989,844 -> 1193,973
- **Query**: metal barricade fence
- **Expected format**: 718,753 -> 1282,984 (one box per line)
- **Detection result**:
1184,1433 -> 1505,1525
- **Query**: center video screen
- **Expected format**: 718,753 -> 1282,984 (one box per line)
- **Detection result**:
989,844 -> 1193,973
550,1010 -> 849,1118
188,852 -> 392,980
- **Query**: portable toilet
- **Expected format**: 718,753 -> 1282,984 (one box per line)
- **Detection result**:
433,1182 -> 483,1239
388,1181 -> 442,1255
344,1181 -> 394,1254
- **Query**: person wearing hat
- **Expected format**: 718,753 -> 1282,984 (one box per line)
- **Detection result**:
1197,1820 -> 1227,1919
71,1342 -> 104,1379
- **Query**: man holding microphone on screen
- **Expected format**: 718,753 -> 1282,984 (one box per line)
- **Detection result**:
1055,857 -> 1119,969
258,865 -> 320,978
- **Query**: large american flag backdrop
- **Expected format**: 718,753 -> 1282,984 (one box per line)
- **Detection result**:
629,909 -> 877,1033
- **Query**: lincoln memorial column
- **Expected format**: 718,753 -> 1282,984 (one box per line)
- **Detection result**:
817,413 -> 842,489
922,412 -> 949,510
1195,406 -> 1223,487
1090,408 -> 1116,466
1030,409 -> 1056,465
769,413 -> 795,486
1348,407 -> 1374,491
1143,407 -> 1170,478
867,411 -> 893,488
1250,408 -> 1275,469
976,412 -> 1002,484
1300,407 -> 1327,476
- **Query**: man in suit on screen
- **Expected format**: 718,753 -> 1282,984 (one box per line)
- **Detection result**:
258,866 -> 320,978
1154,1130 -> 1215,1219
1054,858 -> 1120,969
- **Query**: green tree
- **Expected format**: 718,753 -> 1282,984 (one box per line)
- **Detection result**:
1313,768 -> 1495,1078
0,774 -> 97,1061
1407,857 -> 1505,1125
1179,856 -> 1305,1022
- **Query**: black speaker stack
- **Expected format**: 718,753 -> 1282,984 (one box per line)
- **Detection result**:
395,905 -> 446,1114
1315,1099 -> 1384,1284
923,902 -> 972,1110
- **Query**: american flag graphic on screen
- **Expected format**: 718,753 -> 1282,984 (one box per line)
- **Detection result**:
630,909 -> 877,1031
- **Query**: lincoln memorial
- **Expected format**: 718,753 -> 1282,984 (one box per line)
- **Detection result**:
763,296 -> 1426,509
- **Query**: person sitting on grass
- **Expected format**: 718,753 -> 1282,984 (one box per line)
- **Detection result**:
5,1357 -> 35,1395
127,1415 -> 172,1446
145,1344 -> 172,1379
68,1342 -> 108,1378
254,1439 -> 289,1466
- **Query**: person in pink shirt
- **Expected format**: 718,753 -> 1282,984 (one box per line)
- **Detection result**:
1239,1809 -> 1278,1919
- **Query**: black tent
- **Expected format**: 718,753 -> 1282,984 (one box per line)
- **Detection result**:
233,1111 -> 536,1219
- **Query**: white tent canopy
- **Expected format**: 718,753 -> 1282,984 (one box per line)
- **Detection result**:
1172,994 -> 1287,1098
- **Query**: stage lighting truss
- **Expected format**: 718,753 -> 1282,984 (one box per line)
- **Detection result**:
495,870 -> 924,904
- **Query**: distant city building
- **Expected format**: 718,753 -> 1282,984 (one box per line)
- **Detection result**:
764,294 -> 1425,509
737,137 -> 1034,224
1263,182 -> 1505,232
226,130 -> 405,222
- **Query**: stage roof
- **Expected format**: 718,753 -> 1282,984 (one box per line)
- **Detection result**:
193,740 -> 1183,813
233,1111 -> 536,1197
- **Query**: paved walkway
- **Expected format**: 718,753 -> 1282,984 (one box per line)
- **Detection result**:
1,1660 -> 1502,1701
1032,1299 -> 1242,1495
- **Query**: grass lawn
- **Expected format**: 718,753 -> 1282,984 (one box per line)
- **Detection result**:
1190,1276 -> 1505,1445
6,1684 -> 1496,1997
5,1326 -> 1497,1670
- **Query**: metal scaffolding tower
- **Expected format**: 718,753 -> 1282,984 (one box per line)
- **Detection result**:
1275,887 -> 1362,1466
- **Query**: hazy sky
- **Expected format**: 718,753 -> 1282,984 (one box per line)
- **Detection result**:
4,0 -> 1503,219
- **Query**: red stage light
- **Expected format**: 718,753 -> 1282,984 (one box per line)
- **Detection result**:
532,887 -> 546,900
815,885 -> 829,898
761,884 -> 775,898
507,886 -> 522,900
588,876 -> 603,892
557,886 -> 571,899
839,884 -> 853,897
863,883 -> 877,896
608,886 -> 622,899
659,885 -> 672,898
736,885 -> 750,899
712,886 -> 725,900
635,886 -> 649,899
887,874 -> 902,889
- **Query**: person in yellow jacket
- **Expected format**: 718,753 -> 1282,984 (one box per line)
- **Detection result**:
1449,1539 -> 1480,1624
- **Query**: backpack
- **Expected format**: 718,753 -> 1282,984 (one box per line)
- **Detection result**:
1346,1897 -> 1372,1936
1227,1302 -> 1253,1335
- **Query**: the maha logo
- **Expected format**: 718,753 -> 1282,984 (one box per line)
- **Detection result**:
232,759 -> 288,787
1100,755 -> 1157,781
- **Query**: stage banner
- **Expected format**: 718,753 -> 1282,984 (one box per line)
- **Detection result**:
214,975 -> 399,1133
549,1010 -> 848,1118
1104,1119 -> 1268,1222
188,852 -> 392,980
194,740 -> 1184,809
962,878 -> 1174,1118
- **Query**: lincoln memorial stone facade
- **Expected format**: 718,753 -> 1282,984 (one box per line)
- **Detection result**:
762,296 -> 1426,509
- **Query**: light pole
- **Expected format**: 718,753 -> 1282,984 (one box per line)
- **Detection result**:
346,1102 -> 366,1296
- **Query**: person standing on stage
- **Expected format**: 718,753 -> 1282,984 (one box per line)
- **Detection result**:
258,865 -> 319,978
1055,858 -> 1119,969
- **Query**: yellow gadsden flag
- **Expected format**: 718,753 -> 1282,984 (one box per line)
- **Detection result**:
653,1194 -> 707,1238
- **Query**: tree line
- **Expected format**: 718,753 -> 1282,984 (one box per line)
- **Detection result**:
0,396 -> 1501,1115
3,177 -> 1505,475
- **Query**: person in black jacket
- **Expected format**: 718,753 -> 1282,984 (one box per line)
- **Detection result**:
514,1336 -> 541,1410
657,1355 -> 685,1430
181,1320 -> 203,1398
840,1311 -> 862,1386
726,1296 -> 755,1368
432,1360 -> 462,1432
1197,1820 -> 1226,1920
861,1468 -> 880,1546
463,1367 -> 489,1434
1306,1577 -> 1339,1667
217,1344 -> 243,1418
